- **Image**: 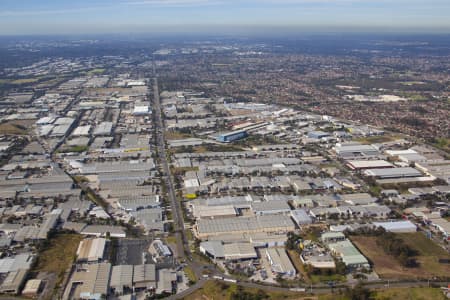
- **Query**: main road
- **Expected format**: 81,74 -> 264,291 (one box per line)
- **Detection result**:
152,76 -> 189,261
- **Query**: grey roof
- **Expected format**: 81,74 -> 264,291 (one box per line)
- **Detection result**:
364,167 -> 422,178
133,264 -> 156,283
197,215 -> 295,236
111,265 -> 133,288
252,201 -> 291,214
290,209 -> 312,225
200,241 -> 224,258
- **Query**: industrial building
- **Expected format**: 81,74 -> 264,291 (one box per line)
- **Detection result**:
216,130 -> 248,143
63,263 -> 111,300
22,279 -> 43,297
0,269 -> 28,295
76,238 -> 107,262
327,240 -> 369,269
290,209 -> 313,226
195,215 -> 295,239
346,160 -> 394,170
110,265 -> 133,295
334,144 -> 379,158
372,220 -> 417,233
363,167 -> 422,179
266,247 -> 296,277
133,264 -> 156,290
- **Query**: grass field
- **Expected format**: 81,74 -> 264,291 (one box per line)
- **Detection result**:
373,287 -> 447,300
33,234 -> 83,286
165,130 -> 192,140
184,266 -> 197,284
184,280 -> 305,300
351,233 -> 450,279
355,135 -> 400,144
87,68 -> 106,75
0,120 -> 33,135
319,287 -> 446,300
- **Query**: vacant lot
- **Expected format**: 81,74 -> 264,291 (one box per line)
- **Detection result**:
184,280 -> 303,300
319,287 -> 446,300
373,287 -> 447,300
0,120 -> 34,135
33,234 -> 83,286
351,233 -> 450,279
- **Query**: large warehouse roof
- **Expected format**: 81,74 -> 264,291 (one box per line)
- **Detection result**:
196,215 -> 295,237
346,160 -> 394,170
363,167 -> 422,178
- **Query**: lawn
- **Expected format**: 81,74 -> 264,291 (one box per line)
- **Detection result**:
351,233 -> 450,279
33,234 -> 83,286
184,280 -> 304,300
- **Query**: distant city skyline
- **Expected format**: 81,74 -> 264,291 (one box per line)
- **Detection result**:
1,0 -> 450,35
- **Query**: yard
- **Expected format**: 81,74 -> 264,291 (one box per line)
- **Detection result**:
351,233 -> 450,279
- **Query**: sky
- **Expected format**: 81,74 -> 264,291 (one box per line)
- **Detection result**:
1,0 -> 450,35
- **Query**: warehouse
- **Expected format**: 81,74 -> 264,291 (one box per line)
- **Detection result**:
321,232 -> 346,244
110,265 -> 133,295
80,225 -> 126,238
76,238 -> 107,262
334,144 -> 379,158
63,263 -> 111,300
363,167 -> 422,179
251,201 -> 291,216
0,269 -> 28,294
266,247 -> 296,277
195,215 -> 295,239
93,122 -> 113,136
372,220 -> 417,233
133,105 -> 151,115
0,254 -> 34,274
72,125 -> 91,136
328,240 -> 369,269
290,209 -> 313,226
22,279 -> 42,297
133,264 -> 156,290
223,243 -> 257,260
192,204 -> 237,219
346,160 -> 394,170
216,130 -> 248,143
199,241 -> 225,260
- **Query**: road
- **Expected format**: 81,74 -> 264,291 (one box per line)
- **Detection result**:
152,76 -> 189,261
168,277 -> 449,299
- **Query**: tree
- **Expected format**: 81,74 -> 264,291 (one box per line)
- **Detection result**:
344,282 -> 371,300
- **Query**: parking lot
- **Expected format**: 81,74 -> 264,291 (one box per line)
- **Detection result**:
113,239 -> 151,265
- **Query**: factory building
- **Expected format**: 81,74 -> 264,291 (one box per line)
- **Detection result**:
266,247 -> 296,277
216,130 -> 248,143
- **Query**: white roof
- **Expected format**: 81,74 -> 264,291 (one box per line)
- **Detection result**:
373,220 -> 417,232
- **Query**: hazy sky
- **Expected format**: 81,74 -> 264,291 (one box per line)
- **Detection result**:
1,0 -> 450,35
